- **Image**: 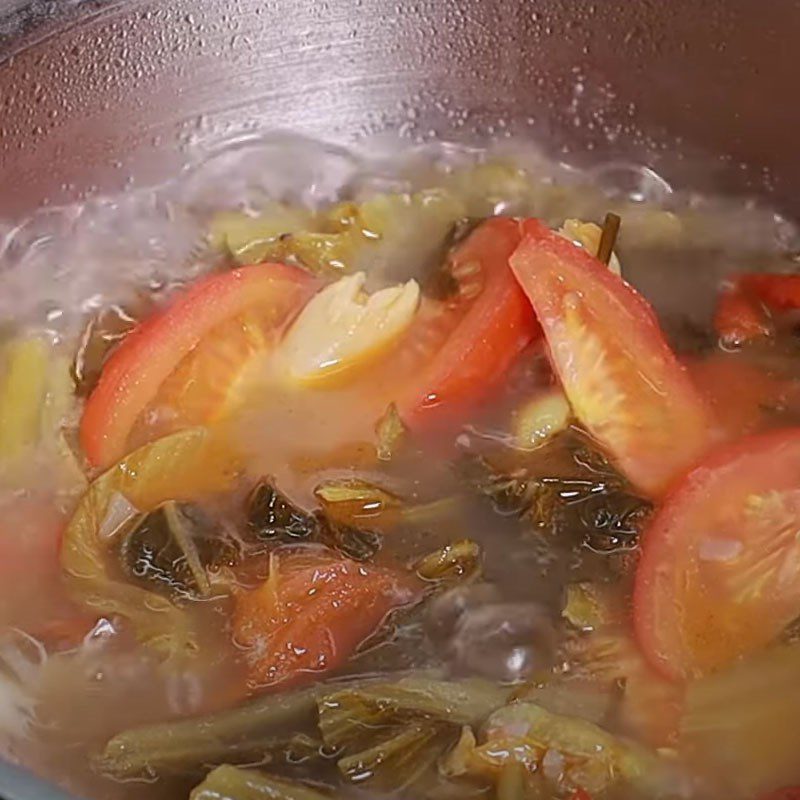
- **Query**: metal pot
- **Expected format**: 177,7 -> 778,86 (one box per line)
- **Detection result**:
0,1 -> 798,798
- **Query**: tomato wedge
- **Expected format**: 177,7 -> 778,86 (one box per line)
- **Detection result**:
232,549 -> 419,690
80,264 -> 316,469
396,217 -> 540,429
635,428 -> 800,680
714,273 -> 800,346
509,218 -> 711,496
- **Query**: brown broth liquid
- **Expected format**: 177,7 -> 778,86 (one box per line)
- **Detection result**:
0,136 -> 798,800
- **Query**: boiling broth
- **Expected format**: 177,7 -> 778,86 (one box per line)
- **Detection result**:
0,135 -> 798,800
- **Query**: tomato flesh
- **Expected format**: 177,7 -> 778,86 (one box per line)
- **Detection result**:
150,311 -> 278,431
509,218 -> 712,496
634,428 -> 800,680
80,264 -> 316,469
397,217 -> 540,429
233,550 -> 419,690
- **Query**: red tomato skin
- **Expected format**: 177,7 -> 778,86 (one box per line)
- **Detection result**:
80,263 -> 316,469
233,552 -> 420,691
714,282 -> 773,346
742,274 -> 800,310
510,218 -> 712,496
634,427 -> 800,681
398,217 -> 540,429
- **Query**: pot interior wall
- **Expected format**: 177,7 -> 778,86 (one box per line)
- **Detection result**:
0,0 -> 798,219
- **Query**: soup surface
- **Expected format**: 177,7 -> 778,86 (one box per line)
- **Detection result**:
0,135 -> 799,800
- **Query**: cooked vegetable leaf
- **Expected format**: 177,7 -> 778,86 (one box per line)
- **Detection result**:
443,163 -> 534,218
117,501 -> 239,600
459,456 -> 560,521
247,481 -> 317,541
563,582 -> 619,632
559,577 -> 683,749
191,765 -> 333,800
414,539 -> 482,584
316,514 -> 382,562
0,338 -> 85,492
461,442 -> 650,547
471,702 -> 679,796
97,678 -> 344,779
314,478 -> 401,509
212,189 -> 467,280
512,390 -> 571,452
318,677 -> 507,791
682,644 -> 800,794
99,675 -> 461,780
401,496 -> 461,526
512,679 -> 614,728
0,337 -> 48,460
209,204 -> 316,266
60,429 -> 238,661
314,478 -> 401,528
375,402 -> 406,462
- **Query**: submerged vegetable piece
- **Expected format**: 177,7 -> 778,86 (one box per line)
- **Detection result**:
277,272 -> 420,386
375,402 -> 406,461
97,677 -> 351,778
232,549 -> 419,690
80,263 -> 315,469
247,481 -> 317,541
414,539 -> 482,584
213,189 -> 467,278
191,765 -> 333,800
563,582 -> 619,633
396,217 -> 540,429
0,337 -> 83,493
713,273 -> 800,346
510,219 -> 712,495
634,427 -> 800,680
117,501 -> 239,600
0,337 -> 48,461
456,701 -> 676,797
462,444 -> 651,552
318,676 -> 507,791
61,429 -> 238,660
209,203 -> 316,266
246,480 -> 384,558
314,478 -> 402,528
682,644 -> 800,795
563,582 -> 683,748
317,517 -> 383,562
512,388 -> 572,451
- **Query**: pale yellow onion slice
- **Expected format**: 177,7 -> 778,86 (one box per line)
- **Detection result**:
277,272 -> 420,385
